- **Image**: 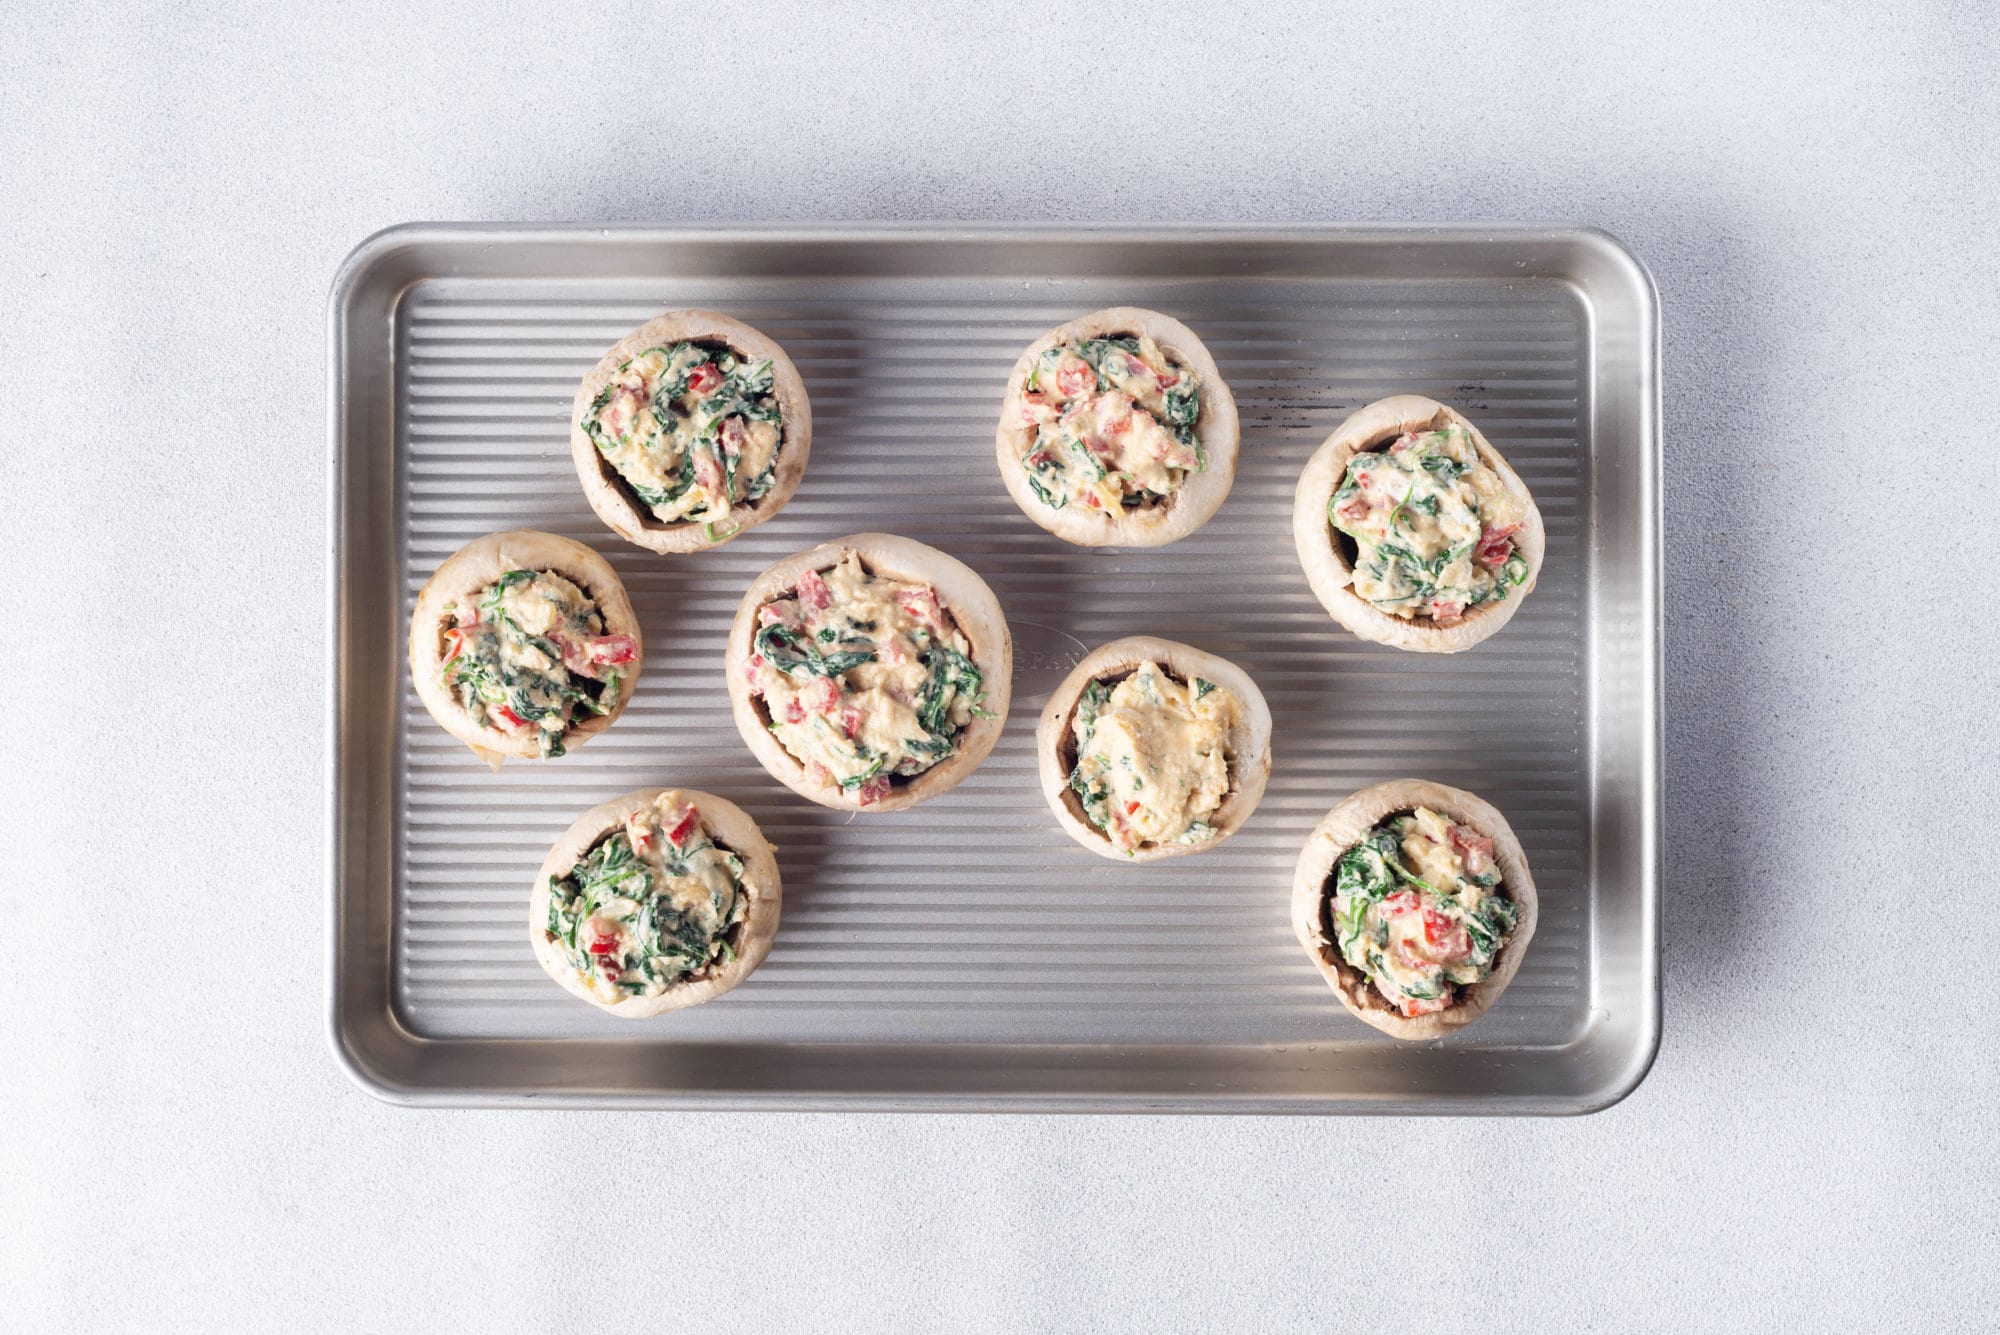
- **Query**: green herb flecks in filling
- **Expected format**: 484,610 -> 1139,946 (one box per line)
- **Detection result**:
746,555 -> 988,805
543,799 -> 749,999
1017,333 -> 1203,516
443,569 -> 632,758
585,340 -> 784,530
1327,808 -> 1517,1019
1328,425 -> 1529,626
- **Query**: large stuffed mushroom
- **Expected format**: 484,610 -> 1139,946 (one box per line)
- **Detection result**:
726,534 -> 1013,812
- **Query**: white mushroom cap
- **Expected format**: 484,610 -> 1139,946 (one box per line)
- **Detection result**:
1291,779 -> 1539,1040
996,307 -> 1239,547
408,529 -> 641,767
570,309 -> 812,554
1036,635 -> 1272,862
529,787 -> 782,1018
724,533 -> 1013,813
1293,395 -> 1544,652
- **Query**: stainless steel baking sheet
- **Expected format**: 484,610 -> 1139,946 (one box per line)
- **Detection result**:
327,224 -> 1659,1112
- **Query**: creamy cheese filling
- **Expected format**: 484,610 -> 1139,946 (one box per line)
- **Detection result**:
442,569 -> 636,758
582,340 -> 783,536
1328,807 -> 1519,1019
1329,425 -> 1530,626
543,794 -> 749,1003
1014,334 -> 1203,515
744,554 -> 987,806
1067,662 -> 1237,854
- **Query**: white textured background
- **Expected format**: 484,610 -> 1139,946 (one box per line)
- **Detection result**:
4,2 -> 1996,1330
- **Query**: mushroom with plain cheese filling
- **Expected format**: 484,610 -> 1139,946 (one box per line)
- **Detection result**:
1038,636 -> 1272,861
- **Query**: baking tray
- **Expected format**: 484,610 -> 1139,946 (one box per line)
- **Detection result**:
327,224 -> 1659,1113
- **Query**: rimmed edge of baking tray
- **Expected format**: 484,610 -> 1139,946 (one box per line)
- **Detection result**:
327,222 -> 1661,1114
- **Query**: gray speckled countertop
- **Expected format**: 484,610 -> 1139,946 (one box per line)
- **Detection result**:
4,3 -> 1995,1329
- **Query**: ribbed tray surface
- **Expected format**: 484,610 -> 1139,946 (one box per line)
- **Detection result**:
394,277 -> 1590,1046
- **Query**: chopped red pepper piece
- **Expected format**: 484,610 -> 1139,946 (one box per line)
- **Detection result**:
1092,392 -> 1133,437
492,704 -> 529,730
1054,357 -> 1094,398
1447,824 -> 1495,872
1476,524 -> 1520,568
693,448 -> 724,493
664,806 -> 700,849
796,568 -> 832,611
599,383 -> 644,437
588,634 -> 637,666
895,586 -> 940,626
686,362 -> 722,395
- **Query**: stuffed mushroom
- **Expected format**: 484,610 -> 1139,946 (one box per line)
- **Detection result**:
531,788 -> 780,1017
996,307 -> 1239,547
1293,395 -> 1544,652
1038,636 -> 1272,861
409,530 -> 641,767
726,534 -> 1013,812
1291,779 -> 1538,1039
571,309 -> 812,553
